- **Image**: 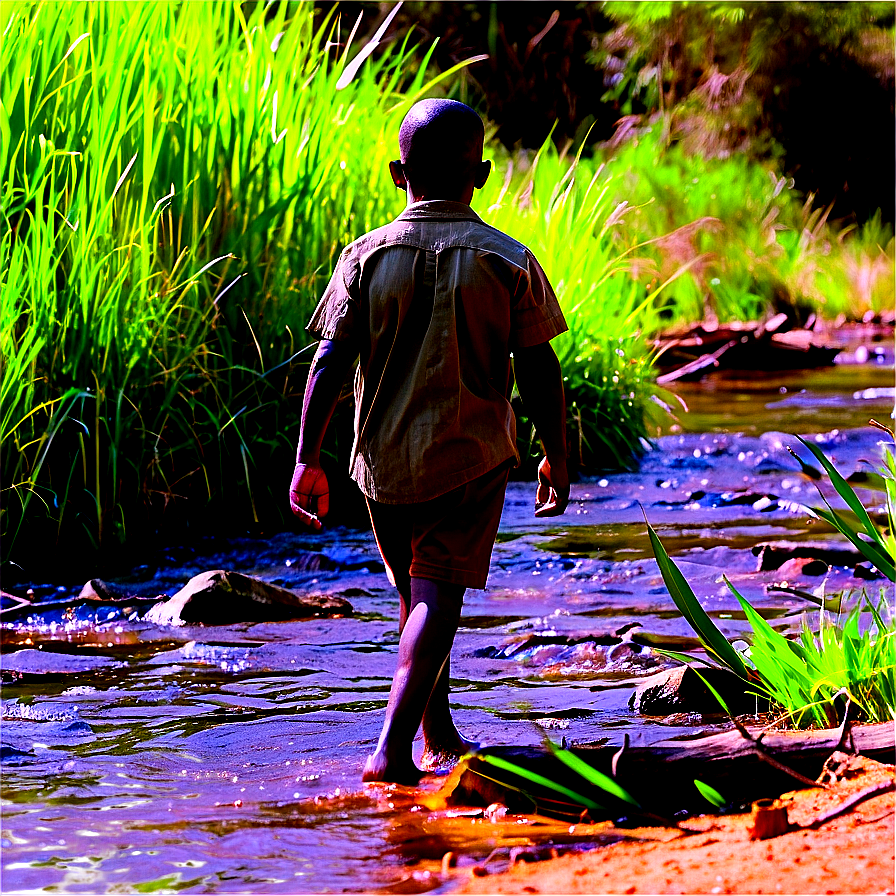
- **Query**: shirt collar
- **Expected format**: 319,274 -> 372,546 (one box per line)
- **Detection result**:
396,200 -> 484,223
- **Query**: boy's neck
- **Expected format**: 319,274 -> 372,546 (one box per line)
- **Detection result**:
405,183 -> 474,206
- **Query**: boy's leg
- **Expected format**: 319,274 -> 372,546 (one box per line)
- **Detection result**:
396,584 -> 470,765
363,576 -> 465,784
420,654 -> 478,771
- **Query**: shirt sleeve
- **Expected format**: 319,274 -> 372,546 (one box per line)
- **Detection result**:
509,250 -> 568,349
306,249 -> 360,342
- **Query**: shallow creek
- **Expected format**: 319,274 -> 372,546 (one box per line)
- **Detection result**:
2,348 -> 893,894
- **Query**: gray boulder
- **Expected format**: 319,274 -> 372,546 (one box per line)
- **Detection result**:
144,570 -> 352,626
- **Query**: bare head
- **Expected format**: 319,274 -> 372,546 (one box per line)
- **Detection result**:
390,99 -> 490,203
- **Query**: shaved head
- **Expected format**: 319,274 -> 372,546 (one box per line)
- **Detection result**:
397,99 -> 485,195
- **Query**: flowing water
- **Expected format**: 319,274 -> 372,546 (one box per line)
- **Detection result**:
2,341 -> 893,894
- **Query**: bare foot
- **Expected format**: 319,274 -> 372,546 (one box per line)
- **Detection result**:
420,731 -> 480,773
362,750 -> 422,786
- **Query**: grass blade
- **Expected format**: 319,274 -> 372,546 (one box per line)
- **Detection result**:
645,518 -> 748,677
546,739 -> 640,806
694,779 -> 726,808
474,753 -> 605,811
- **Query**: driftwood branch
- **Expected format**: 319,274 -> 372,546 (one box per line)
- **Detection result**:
727,717 -> 825,790
446,723 -> 894,821
802,781 -> 896,830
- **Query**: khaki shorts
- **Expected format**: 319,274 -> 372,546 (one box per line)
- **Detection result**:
366,461 -> 512,591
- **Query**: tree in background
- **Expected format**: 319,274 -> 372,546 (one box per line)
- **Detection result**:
330,1 -> 894,223
595,2 -> 895,223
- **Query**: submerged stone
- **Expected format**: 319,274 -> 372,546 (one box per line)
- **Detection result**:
78,579 -> 129,601
144,570 -> 352,626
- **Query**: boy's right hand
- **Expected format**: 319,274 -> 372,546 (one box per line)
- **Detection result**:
534,456 -> 569,517
289,462 -> 330,531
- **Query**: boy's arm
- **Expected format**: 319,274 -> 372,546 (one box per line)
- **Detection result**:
289,338 -> 358,530
513,341 -> 569,517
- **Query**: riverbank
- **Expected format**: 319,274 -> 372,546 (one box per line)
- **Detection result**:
456,755 -> 895,895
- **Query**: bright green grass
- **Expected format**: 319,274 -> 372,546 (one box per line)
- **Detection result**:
602,128 -> 895,323
3,1 -> 890,565
1,1 -> 461,557
0,1 -> 666,562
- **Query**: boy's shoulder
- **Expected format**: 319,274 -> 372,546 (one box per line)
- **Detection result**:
338,208 -> 535,274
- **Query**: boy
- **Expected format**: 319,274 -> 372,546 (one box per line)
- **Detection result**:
289,99 -> 569,785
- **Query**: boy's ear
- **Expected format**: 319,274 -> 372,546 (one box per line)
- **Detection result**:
473,159 -> 491,190
389,160 -> 408,191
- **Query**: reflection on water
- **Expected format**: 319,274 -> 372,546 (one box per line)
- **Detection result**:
2,365 -> 892,893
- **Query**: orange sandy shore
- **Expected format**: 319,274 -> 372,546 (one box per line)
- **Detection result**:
455,758 -> 895,896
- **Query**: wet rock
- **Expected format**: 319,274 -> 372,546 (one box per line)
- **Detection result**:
776,557 -> 829,578
144,570 -> 352,626
0,745 -> 34,764
78,579 -> 129,601
629,665 -> 761,715
475,632 -> 618,661
753,542 -> 859,572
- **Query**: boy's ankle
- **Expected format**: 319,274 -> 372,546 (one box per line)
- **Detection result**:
362,749 -> 421,785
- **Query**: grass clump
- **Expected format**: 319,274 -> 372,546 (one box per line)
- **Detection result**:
0,1 -> 459,562
646,428 -> 896,728
602,128 -> 895,325
0,1 -> 679,565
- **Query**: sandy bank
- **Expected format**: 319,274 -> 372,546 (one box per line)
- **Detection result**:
455,757 -> 894,895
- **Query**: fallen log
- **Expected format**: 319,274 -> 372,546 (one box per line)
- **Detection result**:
654,316 -> 840,382
445,723 -> 894,821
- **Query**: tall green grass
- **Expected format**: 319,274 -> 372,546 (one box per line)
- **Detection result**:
1,0 -> 459,562
476,142 -> 678,469
1,1 -> 681,565
4,1 -> 888,570
602,128 -> 895,323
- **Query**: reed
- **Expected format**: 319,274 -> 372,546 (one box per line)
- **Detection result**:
1,1 -> 457,562
2,2 -> 679,565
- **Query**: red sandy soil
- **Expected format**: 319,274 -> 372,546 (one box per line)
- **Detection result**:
457,757 -> 895,895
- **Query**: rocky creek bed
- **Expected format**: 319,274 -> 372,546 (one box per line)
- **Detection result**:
1,347 -> 893,894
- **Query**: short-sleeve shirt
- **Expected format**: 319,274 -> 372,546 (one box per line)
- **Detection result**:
307,200 -> 567,504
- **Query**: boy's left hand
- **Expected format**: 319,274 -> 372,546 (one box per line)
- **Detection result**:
289,462 -> 329,531
534,456 -> 569,517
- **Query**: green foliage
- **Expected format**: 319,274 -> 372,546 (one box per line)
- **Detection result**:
596,2 -> 895,225
694,779 -> 727,808
472,738 -> 639,817
473,752 -> 606,813
0,1 -> 461,557
645,519 -> 748,676
791,435 -> 896,582
4,0 -> 891,565
646,434 -> 896,729
731,580 -> 895,728
603,130 -> 894,324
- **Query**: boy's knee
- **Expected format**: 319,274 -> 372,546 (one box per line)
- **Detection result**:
410,576 -> 465,620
